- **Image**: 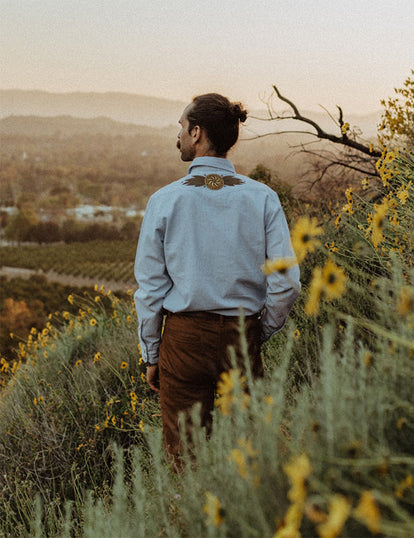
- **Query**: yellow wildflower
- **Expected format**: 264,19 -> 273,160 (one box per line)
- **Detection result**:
396,475 -> 413,499
140,372 -> 146,383
320,259 -> 347,301
293,329 -> 300,339
383,150 -> 395,164
262,257 -> 297,275
341,188 -> 353,214
203,492 -> 224,527
230,448 -> 248,479
283,454 -> 312,504
274,503 -> 302,538
215,369 -> 249,416
67,294 -> 74,305
371,201 -> 389,247
396,182 -> 411,204
120,361 -> 128,370
94,295 -> 100,302
325,241 -> 339,253
341,122 -> 350,135
93,352 -> 101,363
74,360 -> 82,368
291,216 -> 324,262
354,491 -> 381,534
305,267 -> 324,316
139,420 -> 145,432
317,494 -> 351,538
361,177 -> 370,189
63,311 -> 70,320
89,318 -> 97,326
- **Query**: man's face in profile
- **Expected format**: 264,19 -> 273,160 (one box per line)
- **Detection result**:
177,104 -> 196,162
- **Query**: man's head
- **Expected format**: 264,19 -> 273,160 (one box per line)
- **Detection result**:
177,93 -> 247,161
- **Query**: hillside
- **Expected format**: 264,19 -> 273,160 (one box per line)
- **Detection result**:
0,90 -> 186,127
0,89 -> 381,136
0,114 -> 170,137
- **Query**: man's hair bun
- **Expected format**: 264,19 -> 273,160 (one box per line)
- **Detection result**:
232,102 -> 248,123
188,93 -> 248,154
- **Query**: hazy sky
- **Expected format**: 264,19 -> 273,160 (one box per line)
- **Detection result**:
1,0 -> 413,113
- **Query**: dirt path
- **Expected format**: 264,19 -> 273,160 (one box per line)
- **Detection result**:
0,266 -> 136,293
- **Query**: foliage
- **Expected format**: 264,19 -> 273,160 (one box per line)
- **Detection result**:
0,239 -> 136,282
0,274 -> 127,366
0,289 -> 160,536
249,164 -> 302,224
4,208 -> 39,242
380,70 -> 414,150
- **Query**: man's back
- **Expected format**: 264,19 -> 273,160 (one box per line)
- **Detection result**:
141,156 -> 289,316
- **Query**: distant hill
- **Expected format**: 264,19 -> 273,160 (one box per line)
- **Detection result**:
0,90 -> 186,128
0,89 -> 381,135
0,114 -> 174,137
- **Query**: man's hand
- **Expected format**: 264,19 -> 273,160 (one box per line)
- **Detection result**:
146,364 -> 160,392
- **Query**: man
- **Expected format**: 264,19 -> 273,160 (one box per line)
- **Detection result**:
134,93 -> 300,462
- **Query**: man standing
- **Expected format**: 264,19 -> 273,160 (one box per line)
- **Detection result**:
134,93 -> 300,462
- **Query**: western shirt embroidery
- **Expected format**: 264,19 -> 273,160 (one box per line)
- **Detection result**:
183,174 -> 244,190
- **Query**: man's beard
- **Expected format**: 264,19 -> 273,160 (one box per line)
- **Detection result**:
176,140 -> 194,162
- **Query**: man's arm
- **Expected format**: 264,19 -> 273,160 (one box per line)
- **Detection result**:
261,191 -> 301,342
134,196 -> 172,365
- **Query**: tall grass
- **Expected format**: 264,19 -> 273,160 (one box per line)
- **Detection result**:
0,153 -> 413,537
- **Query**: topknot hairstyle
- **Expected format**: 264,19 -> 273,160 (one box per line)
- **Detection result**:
186,93 -> 248,156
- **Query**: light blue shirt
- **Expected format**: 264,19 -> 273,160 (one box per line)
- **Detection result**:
134,157 -> 300,364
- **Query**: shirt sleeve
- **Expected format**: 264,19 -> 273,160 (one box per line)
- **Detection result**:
134,196 -> 172,364
261,191 -> 301,342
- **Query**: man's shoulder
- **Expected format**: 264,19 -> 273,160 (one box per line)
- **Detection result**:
148,177 -> 187,202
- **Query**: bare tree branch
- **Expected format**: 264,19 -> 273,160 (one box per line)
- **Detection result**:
270,85 -> 382,158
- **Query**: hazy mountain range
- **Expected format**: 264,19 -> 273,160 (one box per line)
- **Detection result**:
0,89 -> 381,136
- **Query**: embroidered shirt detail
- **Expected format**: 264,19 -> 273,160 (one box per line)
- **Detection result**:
183,174 -> 244,190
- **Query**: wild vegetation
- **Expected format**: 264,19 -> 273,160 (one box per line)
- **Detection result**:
0,76 -> 412,536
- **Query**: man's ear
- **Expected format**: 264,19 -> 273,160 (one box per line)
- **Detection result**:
191,125 -> 202,143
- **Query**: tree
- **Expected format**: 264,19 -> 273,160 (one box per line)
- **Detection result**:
4,209 -> 39,243
252,72 -> 413,195
27,221 -> 63,244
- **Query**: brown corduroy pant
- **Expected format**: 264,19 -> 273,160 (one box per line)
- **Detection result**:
158,311 -> 263,464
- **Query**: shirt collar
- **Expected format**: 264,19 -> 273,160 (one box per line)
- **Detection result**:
187,157 -> 236,176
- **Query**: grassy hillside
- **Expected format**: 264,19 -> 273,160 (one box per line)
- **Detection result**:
0,149 -> 412,536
